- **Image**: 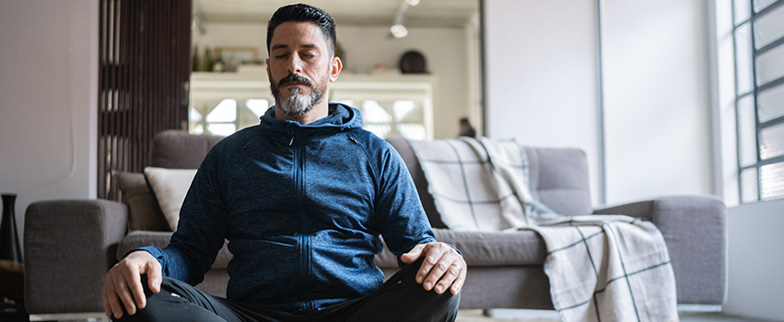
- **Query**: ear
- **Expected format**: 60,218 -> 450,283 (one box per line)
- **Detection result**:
266,58 -> 270,75
329,56 -> 342,82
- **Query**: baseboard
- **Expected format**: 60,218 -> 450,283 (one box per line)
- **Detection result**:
677,304 -> 723,312
29,312 -> 107,321
483,308 -> 561,320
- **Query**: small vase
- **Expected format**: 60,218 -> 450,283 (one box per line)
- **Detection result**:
1,193 -> 23,262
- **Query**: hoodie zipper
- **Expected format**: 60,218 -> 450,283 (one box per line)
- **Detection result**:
291,126 -> 311,311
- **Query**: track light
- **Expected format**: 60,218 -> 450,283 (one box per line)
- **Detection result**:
390,24 -> 409,38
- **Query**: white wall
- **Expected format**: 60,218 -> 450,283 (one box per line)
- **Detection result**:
192,22 -> 476,139
484,0 -> 602,206
485,0 -> 714,207
602,0 -> 713,204
722,199 -> 784,320
0,0 -> 98,248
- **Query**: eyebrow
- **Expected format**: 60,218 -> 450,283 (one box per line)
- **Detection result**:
270,43 -> 319,51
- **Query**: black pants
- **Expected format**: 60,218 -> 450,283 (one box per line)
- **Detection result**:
115,259 -> 460,322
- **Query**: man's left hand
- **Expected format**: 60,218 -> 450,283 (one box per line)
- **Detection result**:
401,242 -> 466,295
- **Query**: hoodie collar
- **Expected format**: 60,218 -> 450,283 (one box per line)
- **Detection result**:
259,103 -> 363,134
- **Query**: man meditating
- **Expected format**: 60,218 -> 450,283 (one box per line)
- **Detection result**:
103,3 -> 465,322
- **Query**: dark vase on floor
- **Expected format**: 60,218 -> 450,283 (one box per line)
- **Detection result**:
1,193 -> 22,262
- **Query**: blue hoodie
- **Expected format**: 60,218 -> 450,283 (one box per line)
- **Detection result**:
139,103 -> 437,313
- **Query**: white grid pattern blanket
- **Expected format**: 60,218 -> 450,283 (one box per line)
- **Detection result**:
408,138 -> 678,322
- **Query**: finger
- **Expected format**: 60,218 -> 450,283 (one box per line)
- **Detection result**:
104,297 -> 111,317
145,260 -> 163,294
125,268 -> 147,310
434,262 -> 462,294
416,243 -> 451,285
106,277 -> 127,319
400,244 -> 424,263
104,279 -> 123,319
103,276 -> 112,316
112,273 -> 138,316
423,253 -> 457,291
450,265 -> 467,295
415,245 -> 441,284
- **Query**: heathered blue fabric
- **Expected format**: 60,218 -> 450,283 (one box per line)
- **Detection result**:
139,103 -> 436,313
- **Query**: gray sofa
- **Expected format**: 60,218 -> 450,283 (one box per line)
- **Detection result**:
24,130 -> 726,317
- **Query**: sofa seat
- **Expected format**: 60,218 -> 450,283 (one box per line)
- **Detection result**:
375,228 -> 547,268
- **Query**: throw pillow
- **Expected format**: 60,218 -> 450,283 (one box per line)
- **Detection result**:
114,171 -> 170,231
143,167 -> 198,231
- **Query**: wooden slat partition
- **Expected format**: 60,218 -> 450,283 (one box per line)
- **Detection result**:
98,0 -> 192,199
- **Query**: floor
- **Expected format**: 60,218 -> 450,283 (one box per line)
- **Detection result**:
45,310 -> 774,322
454,309 -> 774,322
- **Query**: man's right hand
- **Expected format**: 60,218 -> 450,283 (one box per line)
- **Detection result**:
103,251 -> 162,319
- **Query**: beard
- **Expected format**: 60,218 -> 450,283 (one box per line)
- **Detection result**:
271,73 -> 326,116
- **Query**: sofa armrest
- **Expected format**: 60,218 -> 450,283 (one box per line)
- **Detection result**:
24,199 -> 129,314
593,195 -> 726,305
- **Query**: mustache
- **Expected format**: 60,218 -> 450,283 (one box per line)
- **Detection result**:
278,73 -> 312,88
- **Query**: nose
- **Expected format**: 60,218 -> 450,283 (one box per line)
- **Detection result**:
287,54 -> 303,75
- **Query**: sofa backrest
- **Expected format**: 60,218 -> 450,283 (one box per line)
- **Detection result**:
151,130 -> 224,169
149,131 -> 593,229
386,137 -> 593,228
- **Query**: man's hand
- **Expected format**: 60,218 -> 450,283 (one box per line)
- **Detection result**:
401,242 -> 466,295
103,251 -> 162,319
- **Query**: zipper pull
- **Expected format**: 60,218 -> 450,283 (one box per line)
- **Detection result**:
288,128 -> 294,146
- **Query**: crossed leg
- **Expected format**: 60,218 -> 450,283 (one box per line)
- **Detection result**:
113,258 -> 460,322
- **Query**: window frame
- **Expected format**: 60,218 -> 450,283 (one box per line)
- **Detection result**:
732,0 -> 784,203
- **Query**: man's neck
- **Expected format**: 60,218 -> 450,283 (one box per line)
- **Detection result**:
274,101 -> 329,125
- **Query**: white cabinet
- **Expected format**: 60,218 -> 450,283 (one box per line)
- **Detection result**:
189,72 -> 435,140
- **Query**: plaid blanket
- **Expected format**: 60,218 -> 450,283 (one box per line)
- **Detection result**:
408,138 -> 678,322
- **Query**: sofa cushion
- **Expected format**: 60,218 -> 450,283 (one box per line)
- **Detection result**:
118,231 -> 232,270
144,167 -> 198,231
115,171 -> 170,232
375,228 -> 547,268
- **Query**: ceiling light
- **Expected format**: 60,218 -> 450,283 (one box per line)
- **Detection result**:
390,24 -> 408,38
405,0 -> 420,6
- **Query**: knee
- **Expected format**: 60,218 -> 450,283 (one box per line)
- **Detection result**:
112,277 -> 179,322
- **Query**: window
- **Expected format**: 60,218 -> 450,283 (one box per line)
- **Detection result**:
732,0 -> 784,203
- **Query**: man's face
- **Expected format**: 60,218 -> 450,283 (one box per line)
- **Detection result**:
267,22 -> 338,116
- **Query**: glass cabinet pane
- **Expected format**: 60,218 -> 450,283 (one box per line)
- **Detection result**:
756,44 -> 784,86
738,95 -> 759,166
753,3 -> 784,49
753,0 -> 778,12
735,23 -> 755,95
761,162 -> 784,200
741,167 -> 759,202
758,83 -> 784,122
735,0 -> 752,24
760,122 -> 784,160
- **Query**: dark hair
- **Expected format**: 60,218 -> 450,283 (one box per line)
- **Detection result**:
267,3 -> 336,56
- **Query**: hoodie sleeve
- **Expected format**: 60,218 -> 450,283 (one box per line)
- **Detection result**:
132,145 -> 229,285
373,140 -> 439,265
